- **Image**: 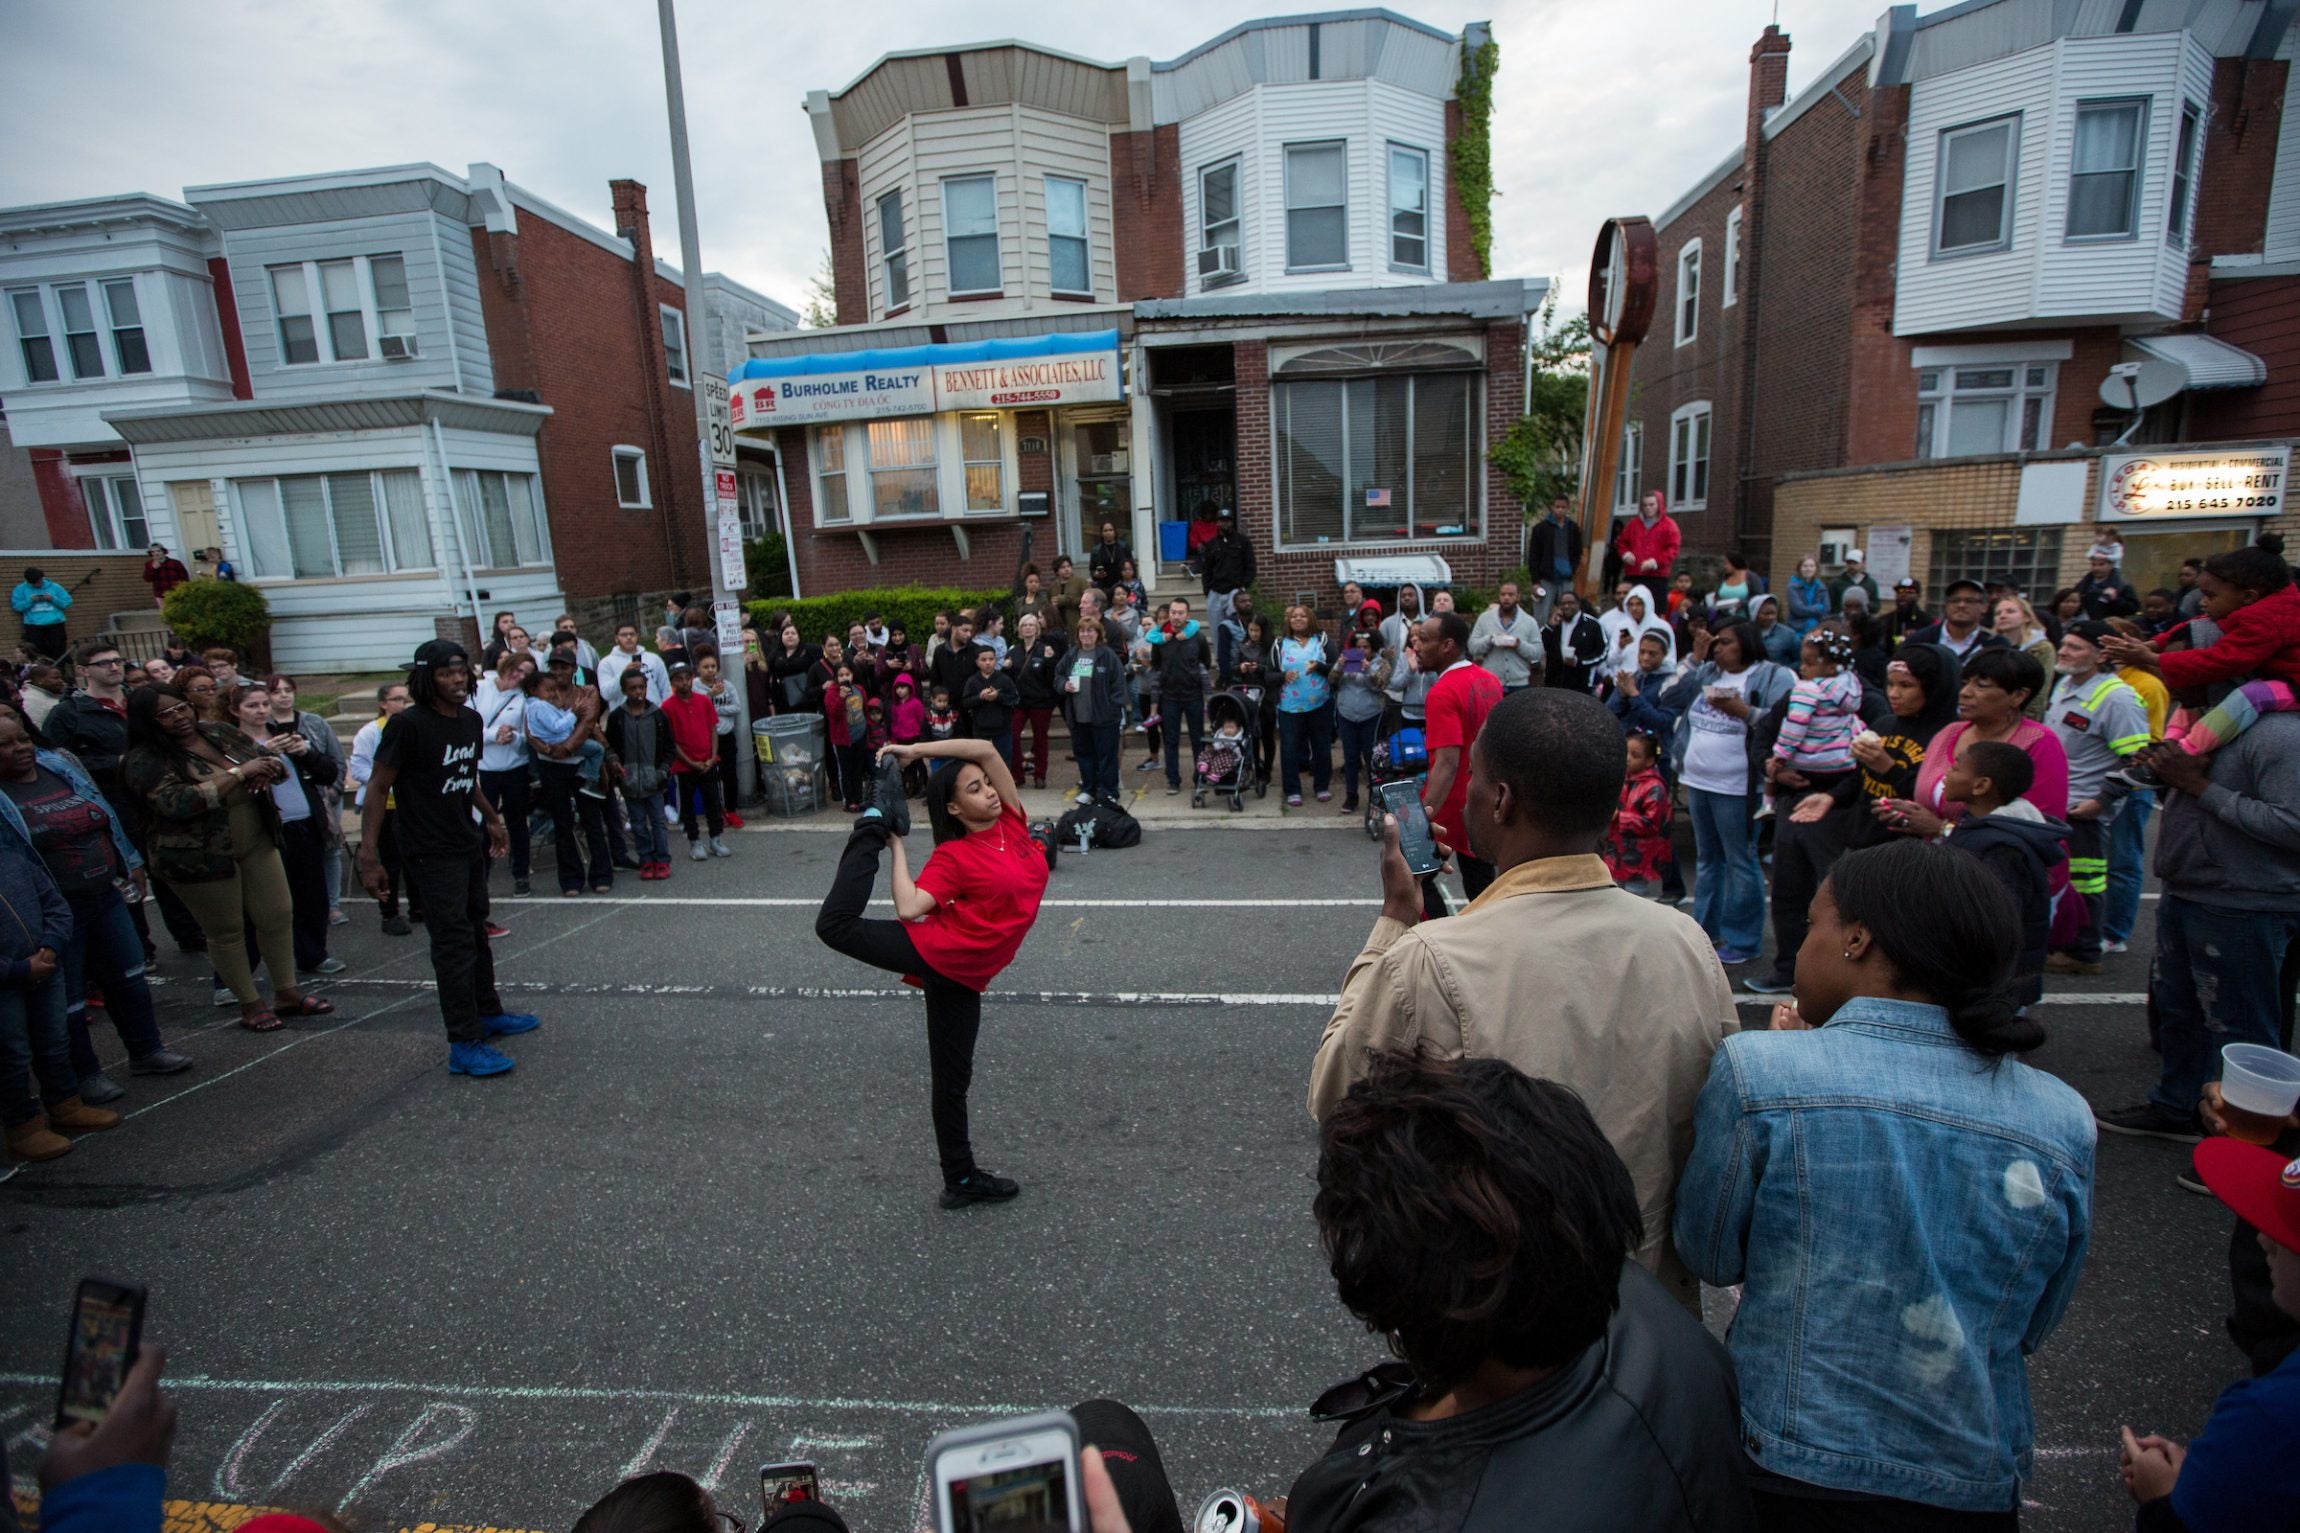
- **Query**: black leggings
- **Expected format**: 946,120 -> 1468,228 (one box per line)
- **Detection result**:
813,829 -> 984,1184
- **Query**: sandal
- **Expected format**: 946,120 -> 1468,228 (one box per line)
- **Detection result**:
271,995 -> 337,1018
241,1009 -> 284,1032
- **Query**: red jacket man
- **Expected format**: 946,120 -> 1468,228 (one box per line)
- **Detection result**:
1614,492 -> 1682,582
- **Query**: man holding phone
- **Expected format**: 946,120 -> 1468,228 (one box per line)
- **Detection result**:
1311,689 -> 1737,1314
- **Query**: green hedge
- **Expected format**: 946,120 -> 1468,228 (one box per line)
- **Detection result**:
744,534 -> 793,599
161,580 -> 271,660
750,586 -> 1010,645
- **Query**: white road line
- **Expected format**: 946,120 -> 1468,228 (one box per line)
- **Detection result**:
0,1371 -> 1301,1420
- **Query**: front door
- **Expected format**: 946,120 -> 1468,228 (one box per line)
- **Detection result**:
1064,414 -> 1131,560
168,480 -> 220,561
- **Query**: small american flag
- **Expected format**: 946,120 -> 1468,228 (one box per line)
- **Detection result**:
1365,487 -> 1392,507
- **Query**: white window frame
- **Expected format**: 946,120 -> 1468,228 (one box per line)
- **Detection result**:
942,175 -> 1002,298
264,253 -> 408,368
864,416 -> 941,520
1198,157 -> 1242,285
1915,362 -> 2058,459
813,426 -> 852,527
737,468 -> 778,538
2066,97 -> 2149,244
1932,114 -> 2020,258
877,190 -> 910,313
78,473 -> 149,551
455,468 -> 553,570
232,469 -> 435,580
1044,176 -> 1093,298
1674,239 -> 1701,347
1272,371 -> 1483,548
1614,422 -> 1643,510
612,446 -> 651,509
6,282 -> 151,384
1283,141 -> 1350,273
2166,99 -> 2203,248
959,412 -> 1007,513
102,278 -> 152,375
7,287 -> 59,384
1386,143 -> 1430,273
659,304 -> 690,390
55,283 -> 106,381
1720,207 -> 1741,309
1668,401 -> 1712,511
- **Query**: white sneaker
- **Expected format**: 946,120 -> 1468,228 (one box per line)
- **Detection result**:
213,985 -> 236,1007
710,836 -> 733,858
2102,939 -> 2129,954
689,840 -> 709,862
664,804 -> 680,825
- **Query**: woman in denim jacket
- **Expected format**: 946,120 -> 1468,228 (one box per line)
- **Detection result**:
1675,838 -> 2095,1527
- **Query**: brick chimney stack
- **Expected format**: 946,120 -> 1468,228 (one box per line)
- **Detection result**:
610,179 -> 653,259
606,178 -> 690,585
1747,24 -> 1792,149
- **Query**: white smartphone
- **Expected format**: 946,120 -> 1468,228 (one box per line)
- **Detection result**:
927,1410 -> 1083,1533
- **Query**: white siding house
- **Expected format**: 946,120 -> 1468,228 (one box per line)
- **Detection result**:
1894,29 -> 2219,335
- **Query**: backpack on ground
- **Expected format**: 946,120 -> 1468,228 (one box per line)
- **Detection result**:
1055,796 -> 1142,850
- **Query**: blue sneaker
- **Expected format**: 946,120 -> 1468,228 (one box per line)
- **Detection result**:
448,1041 -> 516,1077
1713,945 -> 1758,967
1742,970 -> 1795,994
481,1011 -> 541,1037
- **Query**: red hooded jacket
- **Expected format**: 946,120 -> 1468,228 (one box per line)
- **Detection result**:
1615,496 -> 1681,577
2154,584 -> 2300,690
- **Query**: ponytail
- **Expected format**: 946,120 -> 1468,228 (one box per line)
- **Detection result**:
1826,839 -> 2046,1056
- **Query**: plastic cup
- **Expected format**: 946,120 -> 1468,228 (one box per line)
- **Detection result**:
2220,1043 -> 2300,1144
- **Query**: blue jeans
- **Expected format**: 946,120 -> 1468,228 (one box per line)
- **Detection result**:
622,785 -> 671,862
1161,696 -> 1206,789
1687,786 -> 1765,954
2149,895 -> 2300,1119
64,886 -> 165,1082
2103,789 -> 2153,945
1337,713 -> 1381,800
0,972 -> 74,1124
1278,704 -> 1333,797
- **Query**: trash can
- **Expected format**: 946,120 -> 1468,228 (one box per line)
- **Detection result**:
755,715 -> 828,819
1158,520 -> 1189,563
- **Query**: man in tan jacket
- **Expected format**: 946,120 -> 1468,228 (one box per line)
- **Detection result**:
1309,688 -> 1737,1312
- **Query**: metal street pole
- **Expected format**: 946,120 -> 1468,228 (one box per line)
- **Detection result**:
656,0 -> 754,801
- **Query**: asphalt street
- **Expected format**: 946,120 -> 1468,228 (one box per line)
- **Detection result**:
0,819 -> 2258,1533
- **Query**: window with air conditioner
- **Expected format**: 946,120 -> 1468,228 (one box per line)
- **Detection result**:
1284,142 -> 1348,271
2068,99 -> 2146,241
1674,240 -> 1700,346
233,469 -> 433,579
612,447 -> 651,509
1669,402 -> 1711,510
1915,364 -> 2057,458
1388,145 -> 1429,271
1198,159 -> 1242,284
878,191 -> 910,311
943,176 -> 1001,296
80,474 -> 149,550
1933,115 -> 2018,256
1046,177 -> 1091,297
660,304 -> 689,389
266,253 -> 411,366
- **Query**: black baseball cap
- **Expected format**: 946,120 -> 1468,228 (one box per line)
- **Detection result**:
2064,620 -> 2116,648
1943,579 -> 1987,598
1895,576 -> 1919,591
409,639 -> 469,671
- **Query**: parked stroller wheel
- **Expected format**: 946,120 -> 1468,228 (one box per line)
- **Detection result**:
1191,791 -> 1206,808
1255,778 -> 1268,798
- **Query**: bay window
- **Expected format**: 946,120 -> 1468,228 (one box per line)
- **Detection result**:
1284,142 -> 1348,271
1045,178 -> 1091,296
814,428 -> 849,525
878,191 -> 910,311
1934,115 -> 2018,255
943,176 -> 1000,297
235,469 -> 433,579
1274,372 -> 1478,545
1388,145 -> 1429,271
2067,99 -> 2145,241
57,285 -> 104,379
867,417 -> 939,518
9,289 -> 57,382
455,469 -> 550,568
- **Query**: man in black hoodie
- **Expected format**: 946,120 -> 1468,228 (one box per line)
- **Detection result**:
1200,511 -> 1257,634
1940,739 -> 2067,1007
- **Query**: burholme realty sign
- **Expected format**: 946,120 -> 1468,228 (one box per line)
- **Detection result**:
728,333 -> 1123,430
2100,446 -> 2289,521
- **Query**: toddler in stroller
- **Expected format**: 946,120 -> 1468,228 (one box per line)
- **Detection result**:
1194,688 -> 1261,810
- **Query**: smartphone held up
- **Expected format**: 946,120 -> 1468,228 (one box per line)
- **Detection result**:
928,1410 -> 1084,1533
55,1276 -> 145,1430
1375,778 -> 1443,876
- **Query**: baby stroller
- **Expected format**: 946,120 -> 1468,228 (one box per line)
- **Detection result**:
1193,687 -> 1264,811
1362,725 -> 1429,839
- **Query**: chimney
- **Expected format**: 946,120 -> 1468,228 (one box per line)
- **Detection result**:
1747,24 -> 1792,149
610,179 -> 652,258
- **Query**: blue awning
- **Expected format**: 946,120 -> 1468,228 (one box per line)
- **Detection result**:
729,329 -> 1120,383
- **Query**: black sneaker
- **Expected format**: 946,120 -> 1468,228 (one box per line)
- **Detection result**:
2094,1102 -> 2204,1143
1743,971 -> 1796,995
381,915 -> 411,936
874,755 -> 912,837
939,1169 -> 1020,1209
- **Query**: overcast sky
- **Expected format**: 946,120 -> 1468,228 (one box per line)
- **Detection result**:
0,0 -> 1892,322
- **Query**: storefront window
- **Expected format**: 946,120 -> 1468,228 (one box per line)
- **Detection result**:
1275,373 -> 1477,545
961,413 -> 1004,512
1927,527 -> 2063,598
868,417 -> 939,519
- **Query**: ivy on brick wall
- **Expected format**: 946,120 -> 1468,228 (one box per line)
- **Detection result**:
1452,35 -> 1500,279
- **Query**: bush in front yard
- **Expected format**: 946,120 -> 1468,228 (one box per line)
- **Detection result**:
751,586 -> 1010,644
162,580 -> 271,661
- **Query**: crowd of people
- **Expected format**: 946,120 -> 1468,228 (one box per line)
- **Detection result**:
6,502 -> 2300,1527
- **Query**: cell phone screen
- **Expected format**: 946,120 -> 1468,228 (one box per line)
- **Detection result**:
759,1462 -> 820,1516
56,1278 -> 144,1429
944,1456 -> 1073,1533
1377,780 -> 1443,875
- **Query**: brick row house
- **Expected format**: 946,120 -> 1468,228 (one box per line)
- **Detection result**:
1624,0 -> 2296,602
0,164 -> 794,666
734,11 -> 1545,609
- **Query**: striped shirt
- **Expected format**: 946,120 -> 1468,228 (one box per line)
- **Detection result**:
1773,671 -> 1864,771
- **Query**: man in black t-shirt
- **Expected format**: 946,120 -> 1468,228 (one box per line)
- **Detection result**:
357,640 -> 536,1078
